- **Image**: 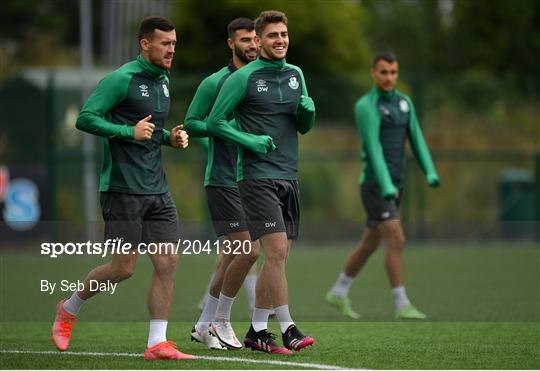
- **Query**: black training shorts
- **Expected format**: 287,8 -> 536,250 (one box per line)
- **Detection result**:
238,179 -> 300,241
360,182 -> 403,228
100,191 -> 181,245
205,186 -> 248,237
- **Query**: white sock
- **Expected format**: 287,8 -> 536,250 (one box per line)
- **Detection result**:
251,307 -> 271,332
63,292 -> 85,315
214,292 -> 235,322
391,286 -> 411,310
147,320 -> 167,348
243,273 -> 257,310
331,272 -> 354,298
274,305 -> 295,333
197,294 -> 219,332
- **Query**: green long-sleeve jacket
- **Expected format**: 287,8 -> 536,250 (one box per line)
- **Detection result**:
76,55 -> 173,194
355,87 -> 439,199
206,57 -> 315,181
184,62 -> 238,187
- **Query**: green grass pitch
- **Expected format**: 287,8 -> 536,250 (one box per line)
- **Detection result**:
1,243 -> 539,369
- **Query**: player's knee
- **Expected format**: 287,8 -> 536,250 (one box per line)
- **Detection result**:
111,264 -> 135,282
395,232 -> 405,247
367,233 -> 382,247
265,247 -> 288,263
388,233 -> 405,250
246,239 -> 261,261
154,254 -> 179,277
383,223 -> 405,246
249,249 -> 260,263
363,244 -> 379,256
243,246 -> 260,264
209,281 -> 222,296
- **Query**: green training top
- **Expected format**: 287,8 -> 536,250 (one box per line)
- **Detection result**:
76,55 -> 173,195
184,62 -> 239,187
355,87 -> 439,199
206,57 -> 315,181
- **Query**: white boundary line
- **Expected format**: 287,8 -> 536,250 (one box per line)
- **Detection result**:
0,349 -> 358,370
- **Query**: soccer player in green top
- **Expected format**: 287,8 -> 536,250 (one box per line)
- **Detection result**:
325,51 -> 440,320
51,16 -> 194,360
184,17 -> 270,351
207,10 -> 315,353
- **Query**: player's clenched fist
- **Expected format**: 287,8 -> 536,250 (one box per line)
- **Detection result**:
134,115 -> 155,140
170,124 -> 189,149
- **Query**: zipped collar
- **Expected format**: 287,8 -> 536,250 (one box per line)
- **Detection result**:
227,59 -> 238,73
374,86 -> 396,100
258,56 -> 286,70
137,54 -> 169,78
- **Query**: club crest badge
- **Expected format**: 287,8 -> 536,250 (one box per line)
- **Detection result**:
399,99 -> 410,112
288,76 -> 299,90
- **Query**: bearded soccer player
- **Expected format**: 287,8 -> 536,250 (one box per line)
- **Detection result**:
183,17 -> 267,351
206,10 -> 316,354
51,16 -> 194,360
325,51 -> 440,320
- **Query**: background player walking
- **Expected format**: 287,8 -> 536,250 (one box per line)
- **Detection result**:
326,51 -> 440,320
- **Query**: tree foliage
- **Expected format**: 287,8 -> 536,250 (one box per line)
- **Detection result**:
451,0 -> 540,94
171,0 -> 371,78
171,0 -> 373,122
362,0 -> 449,76
362,0 -> 540,95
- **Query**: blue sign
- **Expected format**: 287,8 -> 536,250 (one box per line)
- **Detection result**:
2,178 -> 41,231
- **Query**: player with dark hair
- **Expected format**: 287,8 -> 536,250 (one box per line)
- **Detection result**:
184,17 -> 266,351
207,10 -> 315,354
51,16 -> 194,360
325,51 -> 440,320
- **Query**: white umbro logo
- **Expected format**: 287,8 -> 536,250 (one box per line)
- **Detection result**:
379,105 -> 390,116
381,211 -> 391,219
139,84 -> 149,97
256,79 -> 268,92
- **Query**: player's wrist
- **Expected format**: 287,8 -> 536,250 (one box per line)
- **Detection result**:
428,175 -> 440,187
126,125 -> 136,139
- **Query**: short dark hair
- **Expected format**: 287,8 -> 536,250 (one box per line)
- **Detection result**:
373,51 -> 397,67
254,10 -> 288,36
138,16 -> 175,41
227,17 -> 254,39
